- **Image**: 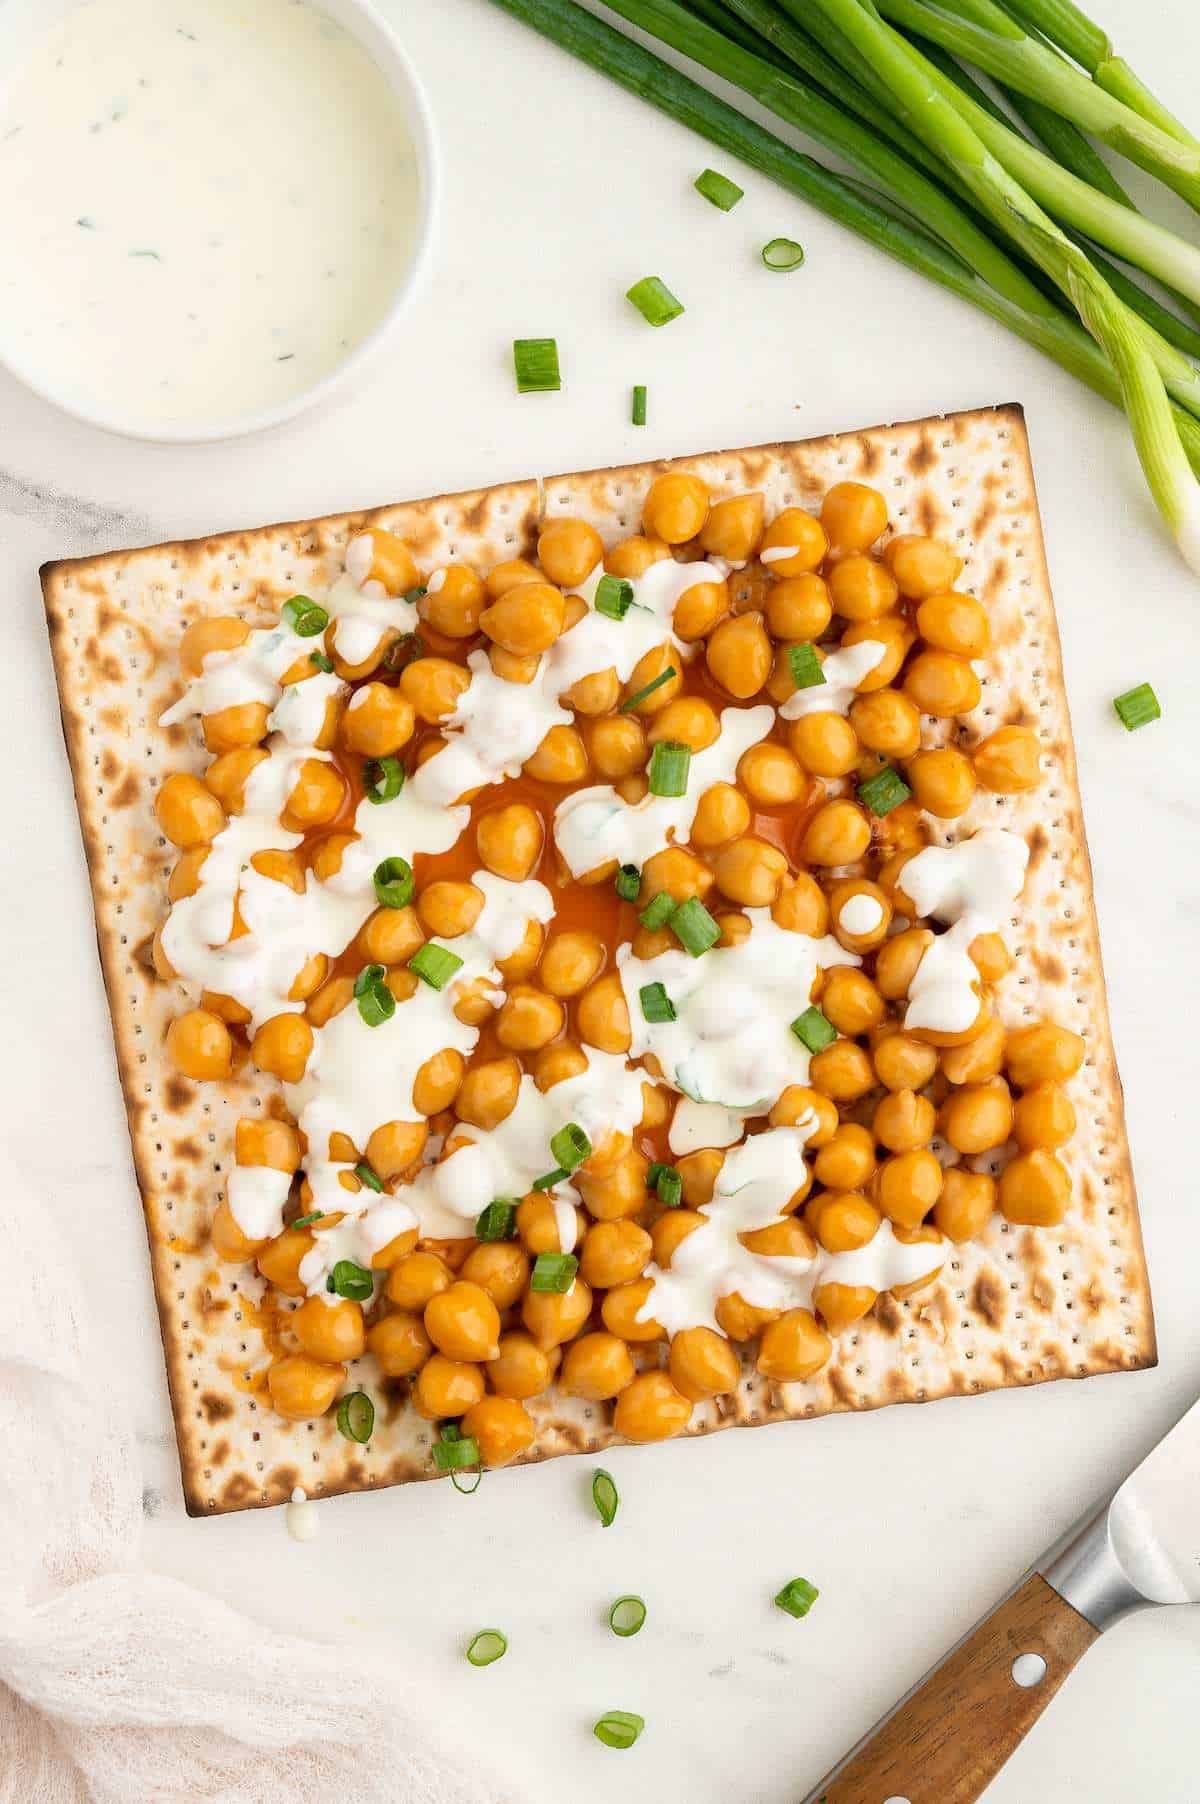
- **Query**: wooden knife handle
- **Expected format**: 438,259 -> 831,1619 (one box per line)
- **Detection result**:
809,1573 -> 1099,1804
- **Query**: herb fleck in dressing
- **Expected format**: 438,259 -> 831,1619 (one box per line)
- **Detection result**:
0,0 -> 417,427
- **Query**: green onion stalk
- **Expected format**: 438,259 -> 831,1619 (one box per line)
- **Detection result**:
998,0 -> 1199,148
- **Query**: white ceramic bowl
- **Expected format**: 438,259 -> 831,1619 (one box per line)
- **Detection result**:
0,0 -> 438,443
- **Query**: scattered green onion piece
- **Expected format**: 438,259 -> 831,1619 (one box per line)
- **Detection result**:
592,1468 -> 619,1527
434,1426 -> 481,1472
408,942 -> 465,990
326,1260 -> 374,1302
281,595 -> 329,637
638,891 -> 677,931
615,863 -> 642,903
639,981 -> 677,1024
761,236 -> 805,271
403,585 -> 427,604
466,1629 -> 508,1667
609,1595 -> 648,1637
647,740 -> 691,796
774,1576 -> 820,1619
513,336 -> 561,393
532,1167 -> 569,1192
670,896 -> 720,957
364,756 -> 405,805
530,1251 -> 579,1293
475,1199 -> 519,1241
354,964 -> 395,1028
593,1711 -> 645,1750
791,1006 -> 836,1055
626,275 -> 684,327
373,854 -> 414,908
646,1161 -> 669,1189
620,666 -> 677,712
858,765 -> 912,817
788,642 -> 825,690
1113,681 -> 1161,730
695,166 -> 744,210
655,1167 -> 683,1209
308,650 -> 335,674
594,573 -> 635,620
290,1211 -> 325,1229
336,1390 -> 375,1445
632,383 -> 647,426
354,1161 -> 384,1194
550,1122 -> 592,1171
384,632 -> 425,672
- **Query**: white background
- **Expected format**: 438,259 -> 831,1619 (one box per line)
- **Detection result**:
4,0 -> 1200,1798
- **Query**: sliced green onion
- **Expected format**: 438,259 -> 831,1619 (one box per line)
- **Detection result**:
670,896 -> 720,957
1112,681 -> 1161,729
791,1006 -> 836,1054
408,942 -> 464,990
354,964 -> 395,1028
476,1199 -> 519,1241
364,756 -> 405,804
655,1166 -> 683,1209
290,1211 -> 325,1229
531,1251 -> 579,1293
761,236 -> 805,271
592,1468 -> 619,1527
513,336 -> 561,393
326,1260 -> 374,1302
308,650 -> 335,674
551,1122 -> 592,1171
466,1629 -> 508,1667
626,275 -> 684,326
774,1576 -> 820,1619
648,740 -> 691,796
639,981 -> 677,1024
615,863 -> 642,903
620,666 -> 677,712
373,855 -> 414,908
434,1426 -> 481,1472
354,1161 -> 384,1193
593,1710 -> 645,1749
695,166 -> 744,210
384,632 -> 425,672
639,891 -> 677,931
609,1595 -> 648,1637
646,1160 -> 669,1189
281,595 -> 329,637
595,574 -> 635,620
403,585 -> 427,605
788,642 -> 825,690
533,1167 -> 569,1191
858,765 -> 912,817
336,1390 -> 375,1444
632,383 -> 648,426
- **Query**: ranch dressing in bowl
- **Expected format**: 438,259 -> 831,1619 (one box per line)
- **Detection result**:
0,0 -> 427,437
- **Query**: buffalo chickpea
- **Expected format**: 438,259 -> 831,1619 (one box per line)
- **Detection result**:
202,700 -> 272,754
495,986 -> 565,1052
906,747 -> 977,820
605,534 -> 670,579
643,472 -> 709,543
256,1225 -> 315,1296
651,1208 -> 705,1266
622,644 -> 682,715
821,967 -> 886,1036
639,1081 -> 672,1131
877,1149 -> 943,1228
740,1216 -> 815,1260
577,1149 -> 648,1222
485,557 -> 541,599
672,578 -> 729,642
760,506 -> 826,575
564,666 -> 621,716
341,684 -> 415,759
414,1354 -> 486,1420
388,1251 -> 452,1312
577,971 -> 632,1055
738,742 -> 808,809
418,563 -> 485,638
713,836 -> 788,906
822,481 -> 888,555
773,872 -> 830,937
808,1190 -> 880,1254
560,1332 -> 637,1401
884,533 -> 962,598
292,1295 -> 365,1364
648,696 -> 720,752
282,758 -> 344,830
364,1120 -> 426,1180
891,1224 -> 946,1298
843,616 -> 915,692
201,984 -> 249,1024
167,1008 -> 234,1081
487,1331 -> 553,1400
236,1117 -> 301,1172
933,1168 -> 995,1242
521,1277 -> 593,1349
770,1086 -> 837,1143
305,974 -> 354,1027
1013,1081 -> 1075,1151
715,1292 -> 781,1341
813,1281 -> 877,1334
533,1041 -> 589,1093
455,1057 -> 522,1130
813,1124 -> 876,1191
706,612 -> 773,699
973,724 -> 1042,793
251,1009 -> 313,1084
538,517 -> 604,588
399,657 -> 471,724
642,846 -> 713,906
412,1048 -> 466,1116
874,1087 -> 937,1153
614,1370 -> 693,1442
1005,1023 -> 1085,1088
179,614 -> 250,676
787,711 -> 860,779
580,1220 -> 653,1290
904,651 -> 981,718
757,1308 -> 833,1382
210,1201 -> 264,1262
267,1356 -> 343,1421
480,582 -> 565,657
489,647 -> 542,686
525,723 -> 589,785
872,1031 -> 939,1092
475,803 -> 541,882
876,928 -> 934,1001
424,1281 -> 502,1362
801,799 -> 872,867
418,881 -> 484,940
167,846 -> 209,902
999,1149 -> 1071,1226
458,1244 -> 528,1312
670,1326 -> 741,1401
942,1017 -> 1006,1085
850,688 -> 922,760
539,931 -> 603,999
766,573 -> 832,643
461,1395 -> 536,1467
831,882 -> 892,954
155,773 -> 225,848
587,714 -> 647,780
367,1311 -> 432,1378
940,1080 -> 1013,1155
357,527 -> 419,595
809,1039 -> 875,1102
205,746 -> 270,813
828,554 -> 898,622
916,590 -> 991,658
969,933 -> 1012,985
691,782 -> 751,848
700,490 -> 765,561
517,1194 -> 584,1255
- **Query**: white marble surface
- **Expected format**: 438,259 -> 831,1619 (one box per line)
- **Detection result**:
5,0 -> 1200,1797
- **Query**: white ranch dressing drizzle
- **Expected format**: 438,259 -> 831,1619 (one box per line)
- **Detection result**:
267,672 -> 346,748
838,893 -> 884,937
0,0 -> 417,430
779,639 -> 887,720
618,911 -> 859,1113
901,830 -> 1029,1034
226,1164 -> 292,1242
668,1099 -> 746,1157
285,1487 -> 320,1543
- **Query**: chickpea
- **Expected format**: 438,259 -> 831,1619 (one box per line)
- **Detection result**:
206,748 -> 270,817
670,1326 -> 741,1400
699,490 -> 765,561
235,1117 -> 301,1174
538,517 -> 603,588
521,1277 -> 593,1349
740,1216 -> 815,1260
875,928 -> 933,1002
414,1353 -> 486,1420
715,1291 -> 780,1341
770,1086 -> 837,1143
536,932 -> 600,1000
828,554 -> 898,622
669,1153 -> 722,1214
801,799 -> 872,867
757,1308 -> 833,1382
203,700 -> 272,755
1012,1081 -> 1075,1151
354,526 -> 418,595
605,535 -> 670,579
622,643 -> 682,715
905,749 -> 976,824
691,781 -> 751,848
821,968 -> 886,1038
814,1123 -> 876,1191
809,1039 -> 875,1102
492,986 -> 563,1053
246,1011 -> 311,1084
874,1087 -> 937,1153
877,1149 -> 944,1228
167,846 -> 209,903
849,688 -> 922,760
1005,1022 -> 1085,1088
849,620 -> 917,696
416,881 -> 482,941
942,1016 -> 1007,1085
478,581 -> 565,657
772,873 -> 830,937
999,1148 -> 1071,1226
915,590 -> 990,659
972,723 -> 1042,794
407,1047 -> 463,1117
413,562 -> 482,638
821,481 -> 888,555
282,758 -> 345,831
969,933 -> 1012,985
760,506 -> 826,575
340,684 -> 415,760
891,1223 -> 946,1297
712,836 -> 788,906
808,1190 -> 880,1254
763,578 -> 828,651
577,971 -> 631,1055
361,1120 -> 424,1181
586,715 -> 646,781
388,1250 -> 452,1312
487,1331 -> 553,1400
642,846 -> 713,907
787,712 -> 860,780
648,696 -> 720,752
533,1042 -> 589,1095
706,612 -> 772,699
737,741 -> 806,807
579,1219 -> 652,1289
884,533 -> 962,599
525,722 -> 589,785
455,1056 -> 522,1130
514,1194 -> 579,1256
461,1395 -> 536,1468
648,1209 -> 702,1269
210,1200 -> 264,1263
872,1031 -> 939,1092
933,1168 -> 995,1242
563,666 -> 621,716
612,1370 -> 692,1441
672,579 -> 729,641
292,1294 -> 365,1364
904,651 -> 981,718
577,1149 -> 648,1222
639,1083 -> 672,1133
366,1310 -> 432,1377
167,1008 -> 234,1081
155,773 -> 226,849
643,471 -> 709,543
560,1331 -> 637,1400
424,1280 -> 502,1362
305,973 -> 355,1027
255,1221 -> 315,1294
813,1281 -> 877,1334
398,656 -> 470,725
940,1080 -> 1013,1155
179,614 -> 250,676
267,1355 -> 343,1421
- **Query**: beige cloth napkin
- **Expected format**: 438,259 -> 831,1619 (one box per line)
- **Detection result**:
0,1146 -> 507,1804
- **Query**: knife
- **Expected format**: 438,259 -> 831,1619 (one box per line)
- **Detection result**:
804,1391 -> 1200,1803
